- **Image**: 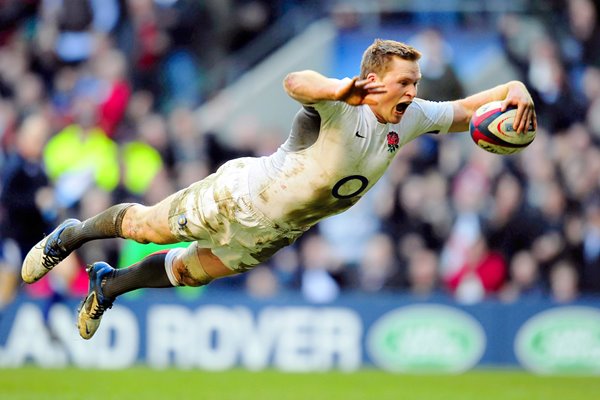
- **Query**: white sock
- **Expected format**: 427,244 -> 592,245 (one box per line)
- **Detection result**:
164,248 -> 185,287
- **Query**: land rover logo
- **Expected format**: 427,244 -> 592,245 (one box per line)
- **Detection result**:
515,306 -> 600,375
367,305 -> 486,373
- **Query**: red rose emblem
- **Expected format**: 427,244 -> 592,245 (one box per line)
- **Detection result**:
387,131 -> 399,152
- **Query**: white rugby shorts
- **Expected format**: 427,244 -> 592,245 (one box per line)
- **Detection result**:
167,158 -> 304,272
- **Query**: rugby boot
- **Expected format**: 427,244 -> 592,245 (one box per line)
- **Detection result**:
21,218 -> 81,283
77,262 -> 115,340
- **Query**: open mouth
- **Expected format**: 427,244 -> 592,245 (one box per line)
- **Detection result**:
395,102 -> 411,114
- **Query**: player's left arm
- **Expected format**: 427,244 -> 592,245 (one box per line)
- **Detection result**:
449,80 -> 536,134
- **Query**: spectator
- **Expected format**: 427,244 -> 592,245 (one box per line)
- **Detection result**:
268,245 -> 301,292
245,265 -> 279,299
0,100 -> 19,154
299,233 -> 341,303
566,0 -> 600,67
13,73 -> 46,117
167,106 -> 209,165
119,139 -> 164,199
50,0 -> 95,64
527,34 -> 586,131
349,233 -> 403,293
486,172 -> 543,260
406,248 -> 441,298
1,113 -> 55,263
499,250 -> 544,303
0,238 -> 20,309
228,1 -> 274,52
385,174 -> 442,253
121,0 -> 170,97
440,154 -> 495,281
445,232 -> 507,304
549,259 -> 580,303
409,28 -> 465,102
134,113 -> 173,172
0,112 -> 84,323
530,181 -> 569,276
581,195 -> 600,293
93,48 -> 131,137
43,99 -> 119,207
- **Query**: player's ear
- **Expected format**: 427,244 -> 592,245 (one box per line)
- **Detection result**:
366,72 -> 379,82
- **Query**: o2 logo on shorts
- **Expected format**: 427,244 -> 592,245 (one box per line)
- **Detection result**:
331,175 -> 369,199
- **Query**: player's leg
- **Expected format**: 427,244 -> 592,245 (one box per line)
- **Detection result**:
21,192 -> 181,284
77,242 -> 235,339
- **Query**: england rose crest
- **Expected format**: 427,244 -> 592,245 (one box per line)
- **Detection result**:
387,131 -> 399,153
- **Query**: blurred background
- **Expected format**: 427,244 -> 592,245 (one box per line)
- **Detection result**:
0,0 -> 600,374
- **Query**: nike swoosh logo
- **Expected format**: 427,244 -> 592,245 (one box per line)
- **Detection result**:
355,131 -> 366,139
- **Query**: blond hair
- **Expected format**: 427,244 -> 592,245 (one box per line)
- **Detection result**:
360,39 -> 421,79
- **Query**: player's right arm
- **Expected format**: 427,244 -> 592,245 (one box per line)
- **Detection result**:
450,81 -> 535,134
283,70 -> 385,106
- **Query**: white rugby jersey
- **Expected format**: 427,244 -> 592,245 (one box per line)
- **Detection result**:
248,98 -> 453,230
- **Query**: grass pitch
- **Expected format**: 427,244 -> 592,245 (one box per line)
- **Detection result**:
1,367 -> 598,400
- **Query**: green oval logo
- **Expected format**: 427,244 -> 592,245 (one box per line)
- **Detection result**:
367,305 -> 486,373
515,306 -> 600,375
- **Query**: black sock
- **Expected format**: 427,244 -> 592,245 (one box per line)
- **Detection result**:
102,251 -> 173,298
60,203 -> 135,250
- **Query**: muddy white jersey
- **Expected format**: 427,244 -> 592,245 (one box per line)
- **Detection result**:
248,97 -> 454,229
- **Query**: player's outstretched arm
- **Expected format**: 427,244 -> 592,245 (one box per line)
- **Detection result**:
283,70 -> 385,106
449,80 -> 536,134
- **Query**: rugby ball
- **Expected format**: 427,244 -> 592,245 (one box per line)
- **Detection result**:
469,101 -> 536,155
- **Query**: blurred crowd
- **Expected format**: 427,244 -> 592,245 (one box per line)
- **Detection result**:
1,0 -> 599,309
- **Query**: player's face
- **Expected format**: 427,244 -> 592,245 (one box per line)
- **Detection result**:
367,57 -> 421,124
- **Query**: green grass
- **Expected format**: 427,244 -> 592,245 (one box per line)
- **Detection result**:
0,367 -> 598,400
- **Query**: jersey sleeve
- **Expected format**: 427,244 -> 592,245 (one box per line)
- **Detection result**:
311,100 -> 354,122
309,77 -> 355,120
402,98 -> 454,137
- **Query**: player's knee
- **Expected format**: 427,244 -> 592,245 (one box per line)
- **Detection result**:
177,264 -> 213,287
122,204 -> 168,244
172,253 -> 214,287
120,204 -> 147,240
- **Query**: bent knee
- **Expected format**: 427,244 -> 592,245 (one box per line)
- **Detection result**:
176,264 -> 213,287
172,249 -> 214,287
